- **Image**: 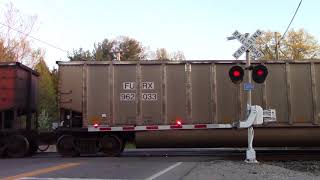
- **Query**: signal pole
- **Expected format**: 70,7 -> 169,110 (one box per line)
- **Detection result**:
245,50 -> 257,163
228,29 -> 269,163
246,50 -> 251,108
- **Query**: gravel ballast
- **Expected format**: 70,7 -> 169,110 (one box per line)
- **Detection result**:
183,160 -> 320,180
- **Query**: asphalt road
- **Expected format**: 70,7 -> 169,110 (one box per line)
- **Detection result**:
1,148 -> 320,180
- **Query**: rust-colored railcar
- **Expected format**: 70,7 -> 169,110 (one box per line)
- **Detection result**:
0,62 -> 39,158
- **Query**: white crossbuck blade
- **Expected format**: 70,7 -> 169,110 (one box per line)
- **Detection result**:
231,30 -> 264,59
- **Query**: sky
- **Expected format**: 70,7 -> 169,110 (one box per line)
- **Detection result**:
0,0 -> 318,68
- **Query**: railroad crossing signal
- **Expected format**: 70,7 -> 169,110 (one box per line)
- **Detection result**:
231,30 -> 264,59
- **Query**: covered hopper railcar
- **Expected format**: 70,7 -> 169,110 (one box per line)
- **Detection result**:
56,60 -> 320,157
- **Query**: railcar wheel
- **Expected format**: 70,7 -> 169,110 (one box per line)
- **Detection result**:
57,135 -> 79,157
38,144 -> 50,152
100,135 -> 123,157
6,135 -> 30,158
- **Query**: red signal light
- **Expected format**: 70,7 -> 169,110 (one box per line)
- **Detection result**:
252,64 -> 268,84
257,69 -> 264,76
233,70 -> 241,77
174,117 -> 182,126
93,123 -> 99,128
229,65 -> 244,84
176,120 -> 182,126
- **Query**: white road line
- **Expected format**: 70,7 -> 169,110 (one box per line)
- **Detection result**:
19,162 -> 183,180
145,162 -> 183,180
19,178 -> 128,180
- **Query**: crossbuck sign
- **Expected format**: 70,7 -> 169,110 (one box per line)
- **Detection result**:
232,30 -> 264,59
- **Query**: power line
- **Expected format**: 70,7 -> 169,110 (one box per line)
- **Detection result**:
0,22 -> 98,61
279,0 -> 303,43
0,22 -> 69,53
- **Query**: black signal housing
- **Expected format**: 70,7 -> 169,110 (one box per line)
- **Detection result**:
252,64 -> 268,84
229,65 -> 244,84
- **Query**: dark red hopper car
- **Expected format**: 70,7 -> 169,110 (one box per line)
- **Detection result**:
0,62 -> 38,114
0,62 -> 39,158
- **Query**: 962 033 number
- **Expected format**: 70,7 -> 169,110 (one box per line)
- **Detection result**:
142,93 -> 157,101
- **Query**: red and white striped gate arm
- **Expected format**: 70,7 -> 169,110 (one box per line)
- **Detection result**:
88,123 -> 234,132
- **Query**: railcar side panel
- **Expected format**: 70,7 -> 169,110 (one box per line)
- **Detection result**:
57,61 -> 320,128
114,65 -> 136,125
315,63 -> 320,124
87,64 -> 110,126
191,64 -> 212,124
166,64 -> 187,124
290,63 -> 313,124
265,63 -> 288,123
59,65 -> 83,113
141,64 -> 162,125
216,63 -> 239,124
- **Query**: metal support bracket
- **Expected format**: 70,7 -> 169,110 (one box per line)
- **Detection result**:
238,105 -> 263,128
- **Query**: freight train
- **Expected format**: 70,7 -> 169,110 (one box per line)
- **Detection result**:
1,60 -> 320,158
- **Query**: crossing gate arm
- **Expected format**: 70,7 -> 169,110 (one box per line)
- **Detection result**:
86,105 -> 276,132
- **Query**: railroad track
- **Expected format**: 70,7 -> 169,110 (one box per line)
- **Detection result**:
30,148 -> 320,161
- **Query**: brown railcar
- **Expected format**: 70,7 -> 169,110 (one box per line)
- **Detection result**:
55,60 -> 320,157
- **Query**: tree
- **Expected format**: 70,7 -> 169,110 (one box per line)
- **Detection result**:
154,48 -> 185,61
0,2 -> 38,67
282,29 -> 320,59
93,39 -> 115,61
34,52 -> 58,130
171,51 -> 186,61
68,48 -> 92,61
118,36 -> 145,60
69,36 -> 146,61
69,36 -> 185,61
155,48 -> 170,60
256,29 -> 320,60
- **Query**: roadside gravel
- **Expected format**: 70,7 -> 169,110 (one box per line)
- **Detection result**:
267,161 -> 320,176
183,160 -> 320,180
